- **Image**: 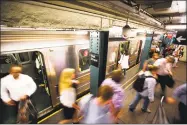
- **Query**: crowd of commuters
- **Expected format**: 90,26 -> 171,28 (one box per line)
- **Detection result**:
0,43 -> 185,124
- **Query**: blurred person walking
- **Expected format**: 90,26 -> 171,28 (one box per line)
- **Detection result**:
79,85 -> 115,124
154,56 -> 175,97
129,65 -> 158,113
58,68 -> 80,124
0,64 -> 37,123
166,83 -> 187,124
101,70 -> 125,122
142,53 -> 159,72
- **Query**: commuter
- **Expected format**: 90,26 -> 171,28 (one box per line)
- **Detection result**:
172,48 -> 180,68
118,50 -> 129,76
79,85 -> 115,124
179,46 -> 184,61
154,56 -> 175,97
101,70 -> 125,119
155,45 -> 160,53
166,83 -> 187,124
129,65 -> 158,113
142,52 -> 159,72
0,64 -> 37,123
58,68 -> 80,124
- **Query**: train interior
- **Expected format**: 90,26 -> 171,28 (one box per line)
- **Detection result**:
0,51 -> 52,123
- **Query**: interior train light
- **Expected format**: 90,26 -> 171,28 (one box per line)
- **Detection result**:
165,25 -> 186,30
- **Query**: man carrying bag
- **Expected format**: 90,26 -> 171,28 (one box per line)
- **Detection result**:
17,98 -> 38,124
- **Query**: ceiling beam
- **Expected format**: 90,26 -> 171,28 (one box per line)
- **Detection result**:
152,12 -> 186,18
165,23 -> 187,25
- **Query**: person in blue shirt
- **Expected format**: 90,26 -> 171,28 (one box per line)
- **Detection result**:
167,83 -> 187,124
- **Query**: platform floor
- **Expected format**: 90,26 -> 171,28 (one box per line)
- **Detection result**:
40,61 -> 186,124
118,61 -> 186,124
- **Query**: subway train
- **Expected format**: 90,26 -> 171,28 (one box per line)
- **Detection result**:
0,29 -> 144,122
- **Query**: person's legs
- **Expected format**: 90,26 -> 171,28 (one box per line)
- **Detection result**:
129,93 -> 142,111
59,107 -> 75,124
178,102 -> 187,124
141,97 -> 150,113
158,75 -> 166,97
123,69 -> 126,76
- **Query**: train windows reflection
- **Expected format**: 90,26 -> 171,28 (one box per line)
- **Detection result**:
79,49 -> 90,72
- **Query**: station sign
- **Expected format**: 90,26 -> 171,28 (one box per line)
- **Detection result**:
90,53 -> 99,67
173,30 -> 187,45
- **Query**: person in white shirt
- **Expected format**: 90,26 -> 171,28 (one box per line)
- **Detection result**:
118,50 -> 129,76
154,56 -> 175,97
0,64 -> 37,123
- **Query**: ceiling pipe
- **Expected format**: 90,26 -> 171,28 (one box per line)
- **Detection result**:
120,0 -> 163,25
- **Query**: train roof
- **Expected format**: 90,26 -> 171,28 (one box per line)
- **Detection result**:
0,30 -> 89,53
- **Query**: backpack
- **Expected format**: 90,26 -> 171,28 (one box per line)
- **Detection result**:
133,75 -> 155,92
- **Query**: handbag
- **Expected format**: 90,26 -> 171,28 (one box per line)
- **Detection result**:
17,99 -> 38,124
166,75 -> 175,88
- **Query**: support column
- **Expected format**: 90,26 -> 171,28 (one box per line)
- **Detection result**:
89,31 -> 109,96
139,31 -> 154,70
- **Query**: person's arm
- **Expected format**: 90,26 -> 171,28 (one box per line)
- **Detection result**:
142,61 -> 148,72
118,54 -> 123,64
72,103 -> 80,110
173,84 -> 186,100
26,76 -> 37,97
1,81 -> 15,105
166,63 -> 173,76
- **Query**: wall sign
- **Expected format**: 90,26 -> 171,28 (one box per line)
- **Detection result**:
90,53 -> 99,67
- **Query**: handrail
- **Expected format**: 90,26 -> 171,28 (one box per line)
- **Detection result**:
160,96 -> 165,106
151,96 -> 169,124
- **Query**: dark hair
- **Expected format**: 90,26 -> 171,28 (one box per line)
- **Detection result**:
98,85 -> 114,101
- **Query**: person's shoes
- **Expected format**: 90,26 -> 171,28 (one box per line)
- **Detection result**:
129,108 -> 134,112
141,108 -> 151,113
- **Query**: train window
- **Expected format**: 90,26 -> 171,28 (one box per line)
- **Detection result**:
79,49 -> 90,72
18,52 -> 30,62
0,55 -> 12,64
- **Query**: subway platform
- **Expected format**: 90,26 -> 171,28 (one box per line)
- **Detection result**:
40,61 -> 186,124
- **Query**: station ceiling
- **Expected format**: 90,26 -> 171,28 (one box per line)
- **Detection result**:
128,0 -> 186,30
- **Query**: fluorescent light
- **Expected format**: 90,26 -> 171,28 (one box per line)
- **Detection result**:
165,25 -> 186,30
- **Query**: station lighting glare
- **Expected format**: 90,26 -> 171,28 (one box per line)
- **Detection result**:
180,16 -> 186,23
165,25 -> 186,30
76,31 -> 88,35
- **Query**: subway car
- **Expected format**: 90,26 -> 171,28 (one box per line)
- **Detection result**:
0,29 -> 143,123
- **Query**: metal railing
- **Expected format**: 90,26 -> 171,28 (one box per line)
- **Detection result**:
152,96 -> 169,124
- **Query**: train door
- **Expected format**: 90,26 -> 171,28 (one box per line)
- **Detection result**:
136,40 -> 143,64
117,41 -> 129,62
0,51 -> 52,123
